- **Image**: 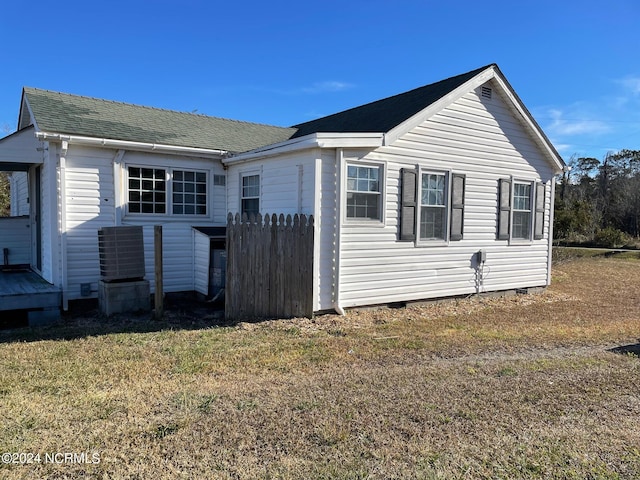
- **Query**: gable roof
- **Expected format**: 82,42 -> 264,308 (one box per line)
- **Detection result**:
21,87 -> 296,154
14,64 -> 563,171
291,64 -> 493,137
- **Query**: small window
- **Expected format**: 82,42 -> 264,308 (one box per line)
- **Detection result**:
420,173 -> 447,240
346,164 -> 381,220
173,170 -> 207,215
214,174 -> 226,186
241,174 -> 260,218
512,182 -> 532,239
128,167 -> 166,214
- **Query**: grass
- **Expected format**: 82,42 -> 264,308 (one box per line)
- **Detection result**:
0,256 -> 639,478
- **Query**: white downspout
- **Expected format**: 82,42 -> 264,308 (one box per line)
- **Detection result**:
58,140 -> 69,310
112,149 -> 126,226
333,148 -> 345,316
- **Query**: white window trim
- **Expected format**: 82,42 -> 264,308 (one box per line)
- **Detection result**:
343,160 -> 386,226
239,170 -> 261,218
124,164 -> 211,219
509,178 -> 535,244
416,167 -> 451,246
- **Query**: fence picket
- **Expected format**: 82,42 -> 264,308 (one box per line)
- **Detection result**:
225,212 -> 314,321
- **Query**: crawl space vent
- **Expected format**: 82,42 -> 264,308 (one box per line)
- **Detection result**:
481,86 -> 492,99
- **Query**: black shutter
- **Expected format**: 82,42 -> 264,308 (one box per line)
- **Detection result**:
450,173 -> 465,241
497,178 -> 511,240
534,182 -> 546,240
399,168 -> 417,241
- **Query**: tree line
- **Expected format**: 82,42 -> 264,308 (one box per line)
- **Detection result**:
554,149 -> 640,248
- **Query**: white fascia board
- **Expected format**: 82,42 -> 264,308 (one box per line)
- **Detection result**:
222,132 -> 383,165
490,73 -> 565,173
33,131 -> 227,159
384,67 -> 497,146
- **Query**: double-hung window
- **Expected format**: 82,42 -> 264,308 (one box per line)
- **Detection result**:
420,173 -> 447,240
241,174 -> 260,218
399,168 -> 465,243
497,178 -> 546,241
512,182 -> 532,239
346,164 -> 382,221
127,166 -> 208,216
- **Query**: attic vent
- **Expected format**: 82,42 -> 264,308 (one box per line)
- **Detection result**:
481,86 -> 492,99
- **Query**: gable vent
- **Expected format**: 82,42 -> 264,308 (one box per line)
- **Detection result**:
481,86 -> 492,99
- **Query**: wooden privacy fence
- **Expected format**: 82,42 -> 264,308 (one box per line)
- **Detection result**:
226,213 -> 314,320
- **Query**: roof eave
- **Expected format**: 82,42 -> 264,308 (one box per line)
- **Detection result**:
223,132 -> 384,165
34,131 -> 228,159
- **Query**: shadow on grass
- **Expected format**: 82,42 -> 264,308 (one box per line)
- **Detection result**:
0,295 -> 232,344
609,342 -> 640,357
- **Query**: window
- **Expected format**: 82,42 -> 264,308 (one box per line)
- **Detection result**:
497,179 -> 546,241
173,170 -> 207,215
512,182 -> 531,239
399,169 -> 465,243
420,173 -> 447,240
128,167 -> 166,214
241,174 -> 260,217
346,164 -> 382,220
127,166 -> 208,216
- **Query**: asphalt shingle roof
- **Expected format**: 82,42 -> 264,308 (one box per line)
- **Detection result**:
21,65 -> 495,153
291,64 -> 494,138
22,87 -> 297,154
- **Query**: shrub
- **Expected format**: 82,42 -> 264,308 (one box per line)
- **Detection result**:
593,227 -> 627,248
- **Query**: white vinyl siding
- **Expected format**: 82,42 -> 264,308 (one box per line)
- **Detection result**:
59,147 -> 225,300
336,83 -> 555,308
0,217 -> 31,265
9,172 -> 29,217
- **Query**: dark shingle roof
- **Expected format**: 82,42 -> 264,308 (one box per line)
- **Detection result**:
291,64 -> 494,137
22,87 -> 296,154
21,65 -> 494,153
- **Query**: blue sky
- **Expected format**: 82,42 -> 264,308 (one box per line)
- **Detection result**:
1,0 -> 638,162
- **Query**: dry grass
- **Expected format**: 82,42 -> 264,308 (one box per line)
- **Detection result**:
0,257 -> 639,479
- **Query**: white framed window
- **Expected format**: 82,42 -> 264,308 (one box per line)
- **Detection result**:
128,167 -> 166,214
241,174 -> 260,218
346,163 -> 382,221
399,168 -> 465,243
512,182 -> 532,240
126,166 -> 208,216
419,172 -> 447,240
497,178 -> 545,242
173,170 -> 207,215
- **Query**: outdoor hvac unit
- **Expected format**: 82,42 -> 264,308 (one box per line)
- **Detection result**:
98,226 -> 146,282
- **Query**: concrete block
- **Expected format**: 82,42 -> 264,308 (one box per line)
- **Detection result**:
99,280 -> 150,316
28,307 -> 61,326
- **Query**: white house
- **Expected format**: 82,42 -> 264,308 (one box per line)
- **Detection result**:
0,64 -> 564,317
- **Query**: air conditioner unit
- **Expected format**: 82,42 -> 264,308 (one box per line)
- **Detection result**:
98,226 -> 145,282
